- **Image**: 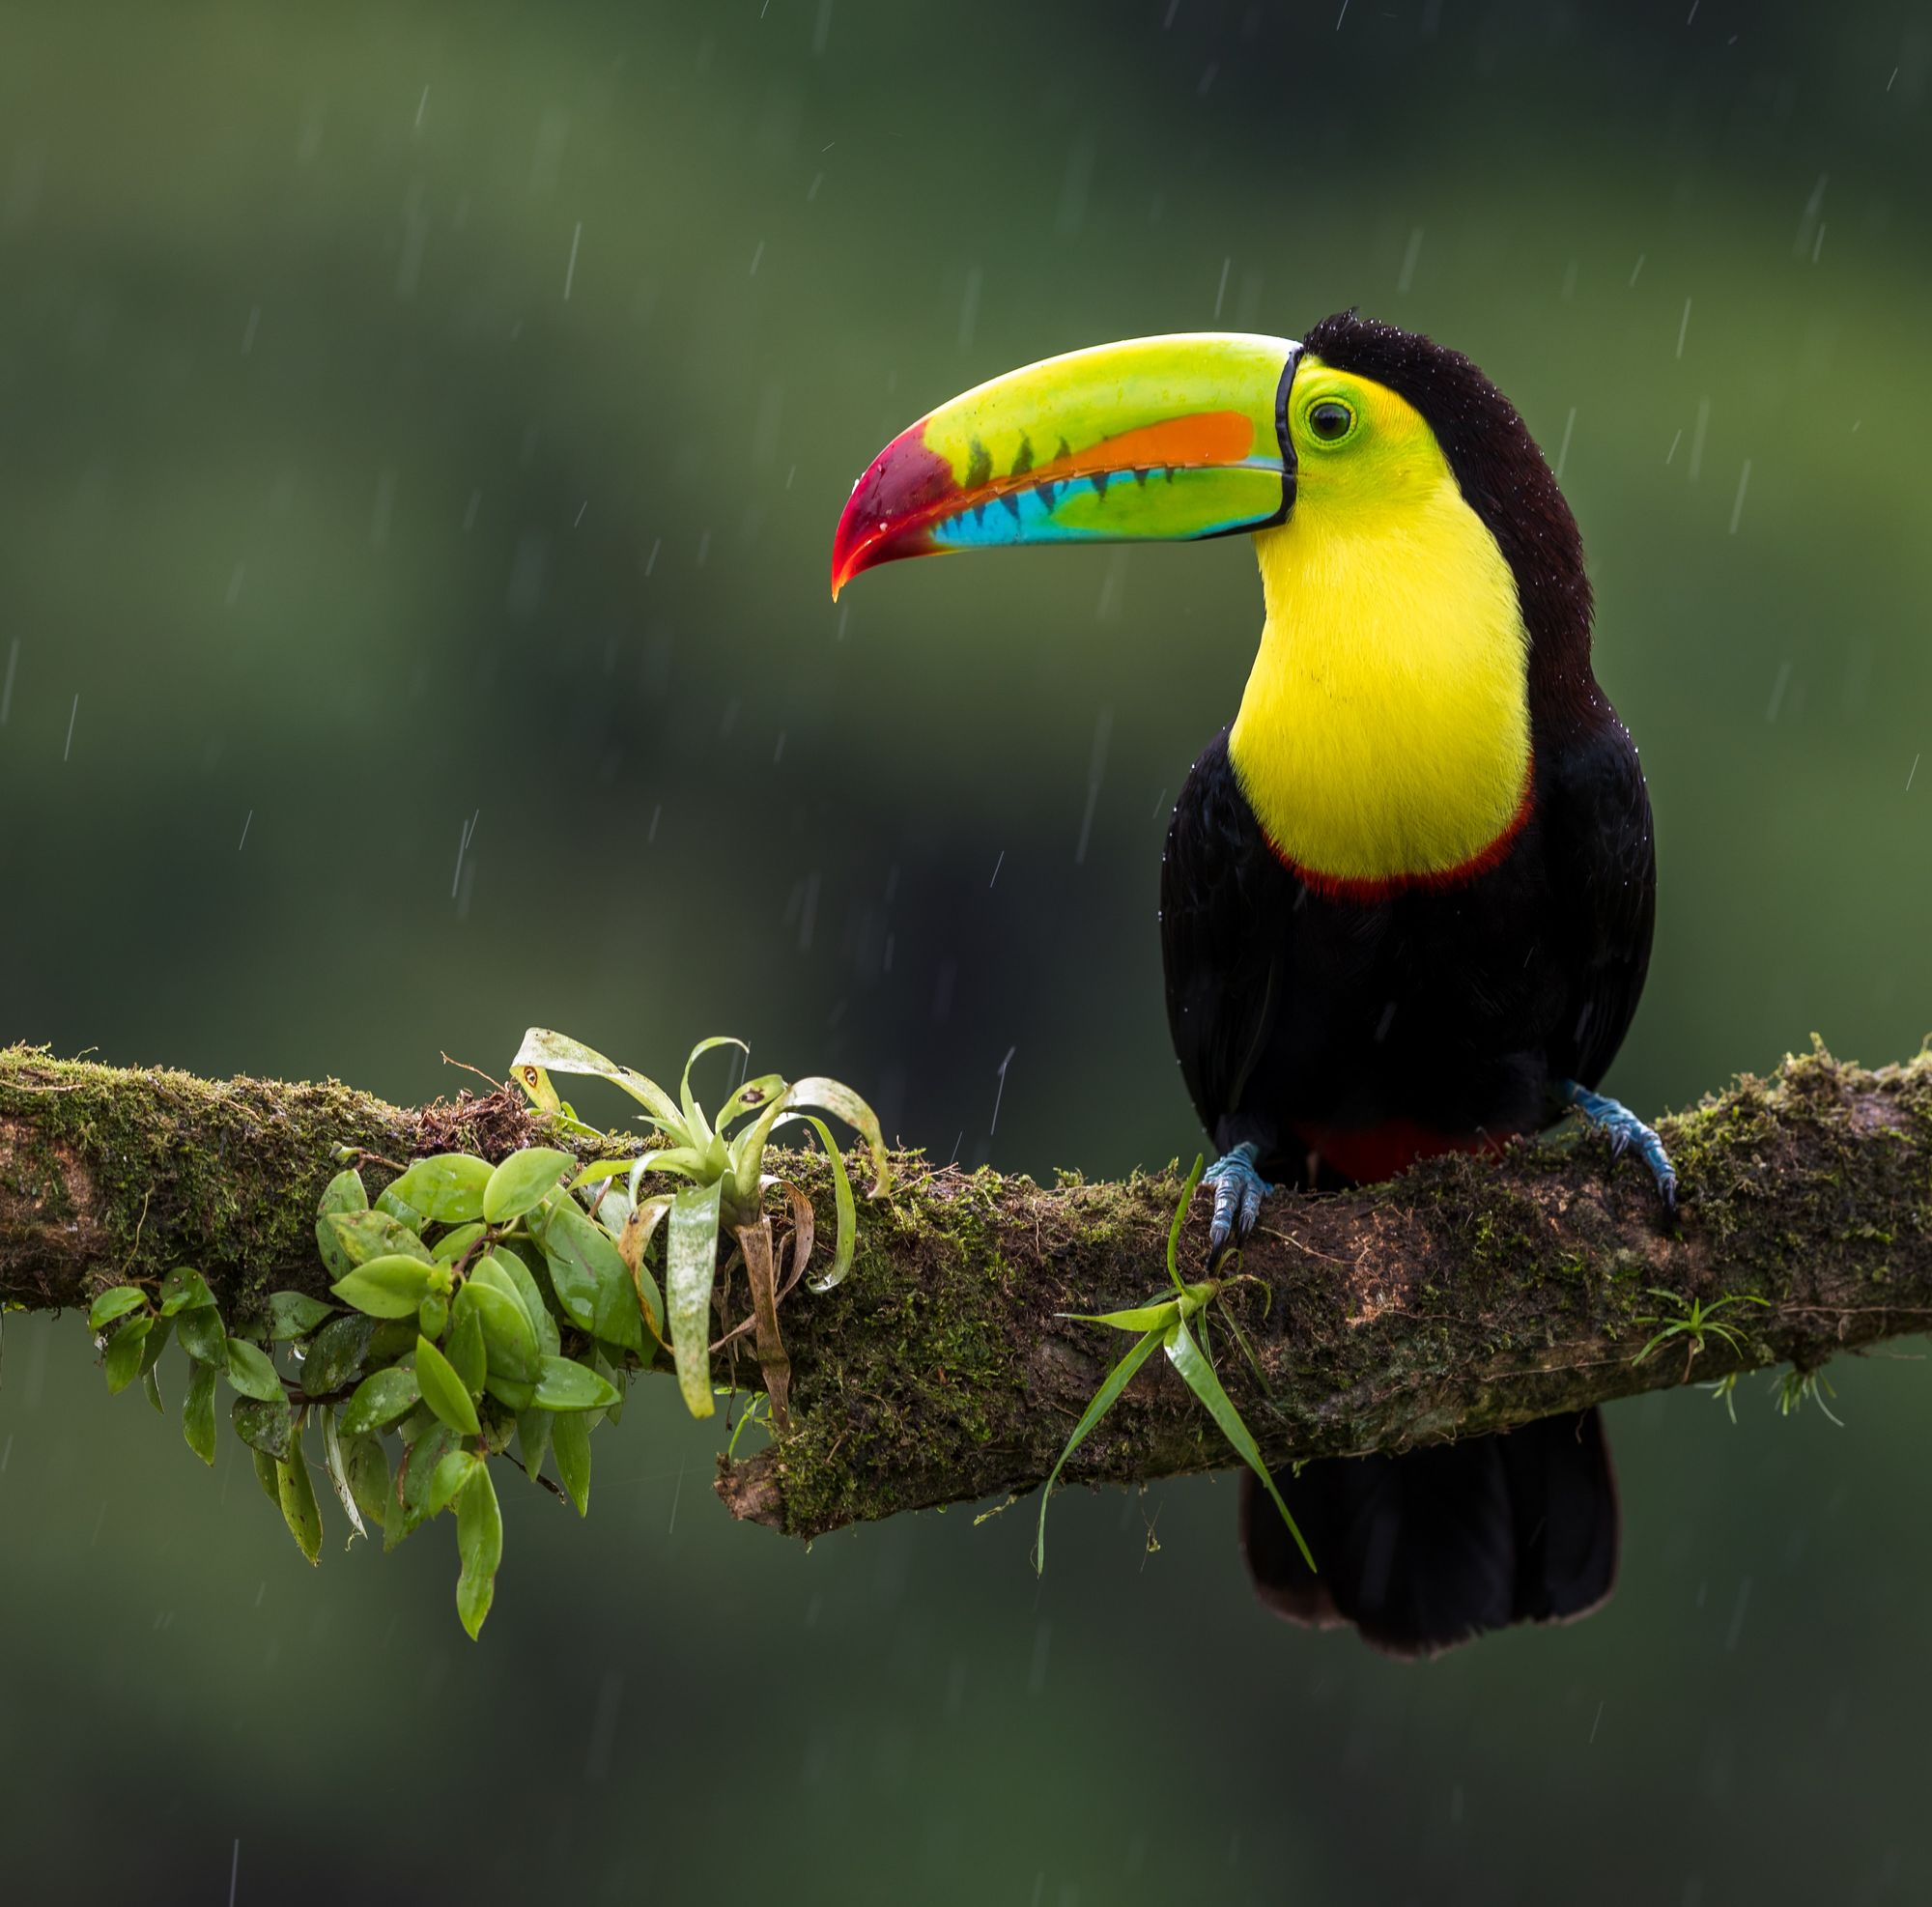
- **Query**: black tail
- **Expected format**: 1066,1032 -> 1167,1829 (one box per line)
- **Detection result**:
1241,1409 -> 1619,1658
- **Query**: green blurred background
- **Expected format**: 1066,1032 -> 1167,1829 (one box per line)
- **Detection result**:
2,1 -> 1927,1899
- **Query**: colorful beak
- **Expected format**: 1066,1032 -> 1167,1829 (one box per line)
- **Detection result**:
830,333 -> 1302,598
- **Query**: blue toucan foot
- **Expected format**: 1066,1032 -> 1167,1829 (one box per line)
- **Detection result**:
1560,1081 -> 1678,1208
1203,1141 -> 1271,1261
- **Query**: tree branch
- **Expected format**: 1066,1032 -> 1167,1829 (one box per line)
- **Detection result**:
4,1040 -> 1928,1542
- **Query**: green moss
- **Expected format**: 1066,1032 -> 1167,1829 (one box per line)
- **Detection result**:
12,1040 -> 1932,1545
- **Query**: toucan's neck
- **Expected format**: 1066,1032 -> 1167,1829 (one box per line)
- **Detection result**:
1227,481 -> 1534,894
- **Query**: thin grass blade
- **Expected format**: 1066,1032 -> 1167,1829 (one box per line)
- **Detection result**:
1163,1314 -> 1313,1571
1034,1326 -> 1164,1574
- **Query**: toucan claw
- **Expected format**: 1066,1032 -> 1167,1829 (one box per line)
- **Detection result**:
1560,1081 -> 1678,1208
1204,1142 -> 1271,1263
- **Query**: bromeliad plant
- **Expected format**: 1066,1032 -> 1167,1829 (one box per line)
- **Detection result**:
1034,1157 -> 1313,1576
1631,1288 -> 1771,1377
509,1027 -> 890,1429
83,1028 -> 891,1637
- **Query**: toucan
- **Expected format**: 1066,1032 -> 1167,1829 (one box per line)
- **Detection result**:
830,313 -> 1672,1656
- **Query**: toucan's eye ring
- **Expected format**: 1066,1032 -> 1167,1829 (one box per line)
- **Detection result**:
1307,399 -> 1356,444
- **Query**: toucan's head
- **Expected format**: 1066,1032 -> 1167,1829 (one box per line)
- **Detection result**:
829,312 -> 1586,660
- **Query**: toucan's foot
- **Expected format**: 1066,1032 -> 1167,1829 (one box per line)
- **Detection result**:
1203,1142 -> 1271,1262
1560,1081 -> 1678,1208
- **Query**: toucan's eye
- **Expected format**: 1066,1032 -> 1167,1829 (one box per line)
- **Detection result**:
1308,400 -> 1355,443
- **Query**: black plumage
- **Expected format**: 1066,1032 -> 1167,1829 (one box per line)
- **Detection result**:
1158,312 -> 1654,1656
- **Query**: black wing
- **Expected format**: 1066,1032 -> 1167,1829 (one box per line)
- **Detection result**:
1539,706 -> 1657,1092
1159,731 -> 1293,1155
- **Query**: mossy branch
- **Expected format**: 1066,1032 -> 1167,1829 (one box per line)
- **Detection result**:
4,1040 -> 1929,1543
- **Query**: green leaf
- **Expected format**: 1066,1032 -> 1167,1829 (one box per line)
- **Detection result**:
142,1366 -> 165,1413
1058,1298 -> 1184,1334
233,1390 -> 293,1461
344,1433 -> 390,1530
183,1359 -> 217,1465
315,1168 -> 370,1276
418,1293 -> 449,1340
395,1403 -> 437,1446
223,1337 -> 283,1403
484,1372 -> 535,1412
512,1059 -> 561,1113
431,1221 -> 487,1266
103,1315 -> 153,1394
587,1347 -> 627,1428
137,1314 -> 174,1379
320,1409 -> 367,1545
339,1365 -> 421,1437
511,1027 -> 685,1133
428,1449 -> 480,1518
481,1148 -> 575,1226
386,1423 -> 459,1552
89,1285 -> 148,1331
550,1409 -> 590,1515
713,1071 -> 791,1140
531,1354 -> 621,1412
630,1147 -> 708,1187
536,1197 -> 646,1352
325,1209 -> 433,1268
276,1445 -> 324,1565
455,1465 -> 503,1639
320,1166 -> 370,1213
666,1177 -> 724,1418
463,1268 -> 540,1384
796,1116 -> 859,1293
268,1291 -> 336,1340
1163,1314 -> 1312,1572
588,1180 -> 636,1240
175,1302 -> 226,1365
725,1086 -> 795,1206
330,1256 -> 445,1319
787,1075 -> 893,1197
251,1446 -> 282,1506
445,1300 -> 486,1399
477,1246 -> 556,1355
374,1184 -> 427,1230
366,1319 -> 417,1364
1035,1325 -> 1165,1575
415,1334 -> 481,1437
300,1313 -> 374,1397
387,1153 -> 493,1226
157,1267 -> 215,1317
516,1409 -> 553,1480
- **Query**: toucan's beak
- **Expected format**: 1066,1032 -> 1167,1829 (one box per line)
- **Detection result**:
831,333 -> 1302,598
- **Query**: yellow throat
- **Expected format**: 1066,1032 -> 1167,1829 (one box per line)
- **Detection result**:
1228,383 -> 1534,891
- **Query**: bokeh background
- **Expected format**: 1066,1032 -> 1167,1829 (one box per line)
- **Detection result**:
3,2 -> 1928,1900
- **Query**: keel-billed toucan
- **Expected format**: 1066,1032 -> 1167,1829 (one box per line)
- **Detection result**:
831,313 -> 1672,1657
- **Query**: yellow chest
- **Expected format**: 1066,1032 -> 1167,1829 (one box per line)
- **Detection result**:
1227,480 -> 1533,890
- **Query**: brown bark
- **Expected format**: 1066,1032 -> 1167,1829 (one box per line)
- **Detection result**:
4,1040 -> 1927,1542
